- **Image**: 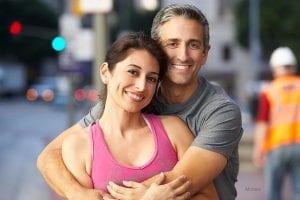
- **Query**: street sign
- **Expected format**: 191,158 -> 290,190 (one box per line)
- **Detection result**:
79,0 -> 113,13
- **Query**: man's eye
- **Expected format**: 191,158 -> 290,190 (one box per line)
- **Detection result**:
189,42 -> 201,50
165,42 -> 178,49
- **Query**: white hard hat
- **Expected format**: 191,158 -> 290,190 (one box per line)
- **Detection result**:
269,47 -> 297,68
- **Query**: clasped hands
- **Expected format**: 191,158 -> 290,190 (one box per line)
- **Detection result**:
103,173 -> 191,200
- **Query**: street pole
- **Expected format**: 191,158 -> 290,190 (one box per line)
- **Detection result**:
62,0 -> 77,127
249,0 -> 262,81
92,13 -> 108,94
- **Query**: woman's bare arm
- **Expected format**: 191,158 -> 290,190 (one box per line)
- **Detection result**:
61,128 -> 93,188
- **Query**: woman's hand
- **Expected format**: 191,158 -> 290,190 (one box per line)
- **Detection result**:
104,173 -> 191,200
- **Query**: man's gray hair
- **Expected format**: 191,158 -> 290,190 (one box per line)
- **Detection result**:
151,4 -> 210,50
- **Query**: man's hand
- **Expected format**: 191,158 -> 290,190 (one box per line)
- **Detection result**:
252,146 -> 265,168
105,173 -> 191,200
141,173 -> 191,200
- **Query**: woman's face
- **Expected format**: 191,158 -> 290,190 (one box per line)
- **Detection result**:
105,49 -> 160,113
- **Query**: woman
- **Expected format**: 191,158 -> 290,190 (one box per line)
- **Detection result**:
62,32 -> 217,199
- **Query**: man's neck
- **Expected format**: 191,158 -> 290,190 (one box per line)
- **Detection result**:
159,79 -> 199,104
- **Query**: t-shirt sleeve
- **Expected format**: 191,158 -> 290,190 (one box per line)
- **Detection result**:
77,103 -> 102,128
255,92 -> 269,122
192,102 -> 243,158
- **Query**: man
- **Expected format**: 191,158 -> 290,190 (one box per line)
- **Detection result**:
253,47 -> 300,200
37,4 -> 243,199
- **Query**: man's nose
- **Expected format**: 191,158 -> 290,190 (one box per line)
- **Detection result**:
177,45 -> 189,61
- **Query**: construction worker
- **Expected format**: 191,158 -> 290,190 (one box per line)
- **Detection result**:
253,47 -> 300,200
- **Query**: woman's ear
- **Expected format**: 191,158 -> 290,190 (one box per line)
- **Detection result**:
100,62 -> 109,84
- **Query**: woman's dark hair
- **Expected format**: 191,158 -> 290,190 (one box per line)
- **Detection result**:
105,31 -> 167,81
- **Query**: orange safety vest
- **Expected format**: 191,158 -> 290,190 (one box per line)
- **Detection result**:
263,75 -> 300,153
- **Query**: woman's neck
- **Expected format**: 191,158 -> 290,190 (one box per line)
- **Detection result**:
100,106 -> 146,136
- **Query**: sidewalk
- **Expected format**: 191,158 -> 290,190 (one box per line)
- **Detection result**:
236,118 -> 293,200
236,170 -> 293,200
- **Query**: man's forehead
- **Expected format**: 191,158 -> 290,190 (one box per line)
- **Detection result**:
159,31 -> 203,43
159,18 -> 203,40
160,16 -> 202,29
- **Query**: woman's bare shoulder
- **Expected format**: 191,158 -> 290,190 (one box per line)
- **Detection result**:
157,115 -> 193,141
158,115 -> 187,129
63,126 -> 90,151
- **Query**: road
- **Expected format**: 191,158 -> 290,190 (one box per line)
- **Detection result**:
0,97 -> 293,200
0,97 -> 86,200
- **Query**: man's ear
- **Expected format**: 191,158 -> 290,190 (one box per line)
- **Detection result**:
100,62 -> 109,84
201,45 -> 211,65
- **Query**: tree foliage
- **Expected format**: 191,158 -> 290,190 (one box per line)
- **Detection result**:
235,0 -> 300,62
110,0 -> 159,41
0,0 -> 58,64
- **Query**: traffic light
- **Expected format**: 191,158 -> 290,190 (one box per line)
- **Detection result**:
51,36 -> 66,52
9,20 -> 22,35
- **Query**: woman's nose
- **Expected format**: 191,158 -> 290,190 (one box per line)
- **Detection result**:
135,77 -> 146,91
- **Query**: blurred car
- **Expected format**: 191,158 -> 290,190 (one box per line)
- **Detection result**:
26,76 -> 70,104
73,85 -> 98,104
26,76 -> 98,108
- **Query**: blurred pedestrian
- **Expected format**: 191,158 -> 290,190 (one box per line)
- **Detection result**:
253,47 -> 300,200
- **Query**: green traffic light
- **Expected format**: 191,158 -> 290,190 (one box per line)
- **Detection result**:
51,36 -> 66,51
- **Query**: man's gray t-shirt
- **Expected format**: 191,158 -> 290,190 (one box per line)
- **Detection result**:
78,76 -> 243,200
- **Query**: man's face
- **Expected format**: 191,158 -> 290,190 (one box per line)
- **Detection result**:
159,17 -> 209,86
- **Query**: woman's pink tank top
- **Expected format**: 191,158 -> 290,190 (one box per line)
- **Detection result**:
90,114 -> 178,191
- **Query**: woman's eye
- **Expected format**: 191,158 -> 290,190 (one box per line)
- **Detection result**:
147,76 -> 158,83
128,70 -> 138,76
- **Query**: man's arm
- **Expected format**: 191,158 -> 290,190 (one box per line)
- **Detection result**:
37,124 -> 85,197
151,146 -> 226,196
37,124 -> 107,200
252,92 -> 269,168
252,122 -> 268,168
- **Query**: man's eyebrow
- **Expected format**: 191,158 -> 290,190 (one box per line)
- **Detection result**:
163,38 -> 201,43
189,38 -> 201,42
164,38 -> 179,42
189,39 -> 202,44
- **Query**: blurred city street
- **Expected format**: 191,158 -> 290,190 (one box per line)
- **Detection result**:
0,97 -> 293,200
1,0 -> 299,199
0,97 -> 85,200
